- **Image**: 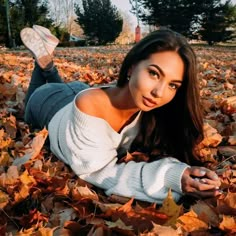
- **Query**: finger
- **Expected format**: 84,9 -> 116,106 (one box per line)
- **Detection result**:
199,177 -> 221,188
191,178 -> 219,191
204,170 -> 220,182
189,167 -> 209,177
190,167 -> 220,182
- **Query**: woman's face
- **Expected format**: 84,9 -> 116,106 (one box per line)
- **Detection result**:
128,50 -> 184,111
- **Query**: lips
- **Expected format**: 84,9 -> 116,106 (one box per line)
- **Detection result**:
143,96 -> 157,107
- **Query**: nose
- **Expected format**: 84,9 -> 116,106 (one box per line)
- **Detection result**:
151,81 -> 166,98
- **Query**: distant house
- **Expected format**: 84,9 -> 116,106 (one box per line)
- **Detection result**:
69,35 -> 84,42
69,35 -> 87,46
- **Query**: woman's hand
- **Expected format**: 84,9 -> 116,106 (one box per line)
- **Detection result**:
181,166 -> 222,198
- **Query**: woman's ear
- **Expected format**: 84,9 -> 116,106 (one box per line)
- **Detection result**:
128,65 -> 134,77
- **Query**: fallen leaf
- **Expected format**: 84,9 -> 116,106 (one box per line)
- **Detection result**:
159,189 -> 183,226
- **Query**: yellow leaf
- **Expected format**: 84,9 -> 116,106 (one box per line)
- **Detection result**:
105,218 -> 133,230
0,190 -> 9,209
14,184 -> 30,203
0,129 -> 12,149
20,170 -> 36,185
0,151 -> 11,166
159,189 -> 182,226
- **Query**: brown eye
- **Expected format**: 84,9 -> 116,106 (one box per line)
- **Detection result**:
148,69 -> 160,79
169,83 -> 179,90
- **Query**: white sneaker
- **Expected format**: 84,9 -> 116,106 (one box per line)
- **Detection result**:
33,25 -> 59,55
20,27 -> 53,69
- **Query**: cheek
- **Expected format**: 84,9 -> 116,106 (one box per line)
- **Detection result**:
130,70 -> 154,92
163,91 -> 177,104
129,73 -> 144,92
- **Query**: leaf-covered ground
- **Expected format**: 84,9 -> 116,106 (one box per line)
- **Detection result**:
0,45 -> 235,235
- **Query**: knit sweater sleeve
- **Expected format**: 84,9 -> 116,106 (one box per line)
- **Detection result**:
48,101 -> 190,204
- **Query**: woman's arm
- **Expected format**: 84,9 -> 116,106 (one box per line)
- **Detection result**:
48,102 -> 189,203
48,101 -> 221,204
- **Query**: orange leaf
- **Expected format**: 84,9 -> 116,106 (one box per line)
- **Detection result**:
219,215 -> 236,233
217,192 -> 236,215
176,209 -> 208,232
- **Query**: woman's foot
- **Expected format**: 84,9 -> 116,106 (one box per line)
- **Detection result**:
20,27 -> 53,70
32,25 -> 59,55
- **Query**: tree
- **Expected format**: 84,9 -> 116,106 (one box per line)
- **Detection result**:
198,0 -> 236,45
0,0 -> 7,45
0,0 -> 53,47
129,0 -> 207,37
75,0 -> 123,45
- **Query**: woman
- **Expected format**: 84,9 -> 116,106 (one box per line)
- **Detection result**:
20,25 -> 221,204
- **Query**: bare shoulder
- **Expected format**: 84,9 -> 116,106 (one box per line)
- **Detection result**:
75,88 -> 108,117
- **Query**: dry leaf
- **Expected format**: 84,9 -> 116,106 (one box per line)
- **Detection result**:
159,189 -> 183,226
176,209 -> 208,232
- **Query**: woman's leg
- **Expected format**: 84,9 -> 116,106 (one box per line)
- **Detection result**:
21,26 -> 63,105
21,26 -> 89,129
24,62 -> 63,106
25,81 -> 89,129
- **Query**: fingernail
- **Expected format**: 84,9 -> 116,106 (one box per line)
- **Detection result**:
200,170 -> 206,175
200,178 -> 206,183
215,186 -> 219,189
194,178 -> 200,182
213,175 -> 219,180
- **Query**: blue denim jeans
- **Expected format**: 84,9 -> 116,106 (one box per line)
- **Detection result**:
24,63 -> 89,129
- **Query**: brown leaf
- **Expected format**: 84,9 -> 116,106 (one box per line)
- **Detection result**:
2,114 -> 17,139
13,128 -> 48,167
0,165 -> 19,186
200,123 -> 223,147
192,200 -> 220,227
217,192 -> 236,215
112,198 -> 168,233
71,185 -> 99,201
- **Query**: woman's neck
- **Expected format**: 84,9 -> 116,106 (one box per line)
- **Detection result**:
106,85 -> 140,119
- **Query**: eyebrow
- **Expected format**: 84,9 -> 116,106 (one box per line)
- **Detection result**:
149,64 -> 183,84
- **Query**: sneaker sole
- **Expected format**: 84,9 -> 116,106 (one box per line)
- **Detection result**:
33,25 -> 59,46
20,28 -> 52,69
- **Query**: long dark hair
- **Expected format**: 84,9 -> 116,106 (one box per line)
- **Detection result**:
117,29 -> 204,165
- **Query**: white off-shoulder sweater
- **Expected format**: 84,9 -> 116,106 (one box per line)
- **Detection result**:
48,93 -> 190,204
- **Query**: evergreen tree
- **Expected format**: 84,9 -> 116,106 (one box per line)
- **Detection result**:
129,0 -> 206,37
130,0 -> 236,42
75,0 -> 123,45
198,0 -> 236,45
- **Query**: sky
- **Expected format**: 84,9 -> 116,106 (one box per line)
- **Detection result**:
111,0 -> 138,26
